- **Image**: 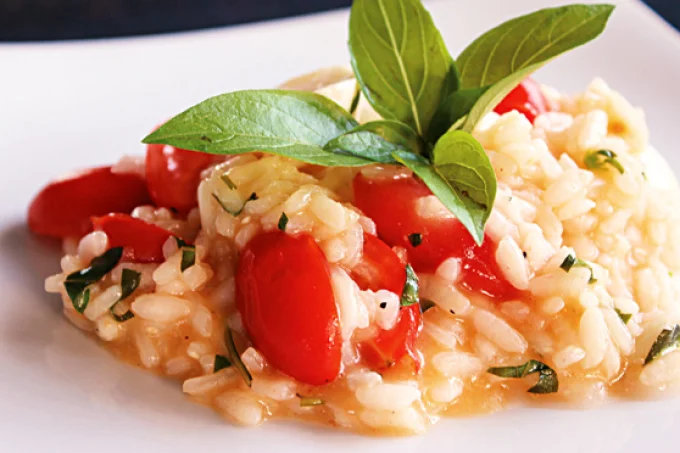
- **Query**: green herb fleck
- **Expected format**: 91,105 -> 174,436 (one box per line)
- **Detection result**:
224,326 -> 252,387
488,359 -> 558,394
400,264 -> 419,307
408,233 -> 423,247
584,149 -> 625,174
111,268 -> 141,322
180,246 -> 196,272
221,174 -> 238,190
214,354 -> 232,373
615,308 -> 632,325
64,247 -> 123,313
349,82 -> 361,115
560,253 -> 597,284
212,192 -> 257,217
297,393 -> 324,407
644,325 -> 680,365
278,212 -> 289,231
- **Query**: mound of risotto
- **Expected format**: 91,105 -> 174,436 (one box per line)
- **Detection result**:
28,1 -> 680,436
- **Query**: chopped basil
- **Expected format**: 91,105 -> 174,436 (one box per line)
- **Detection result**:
278,212 -> 289,231
180,246 -> 196,272
212,192 -> 258,217
221,174 -> 238,190
214,354 -> 232,373
400,264 -> 419,307
297,394 -> 324,407
615,308 -> 632,325
420,298 -> 436,312
560,253 -> 597,284
174,237 -> 190,248
110,268 -> 141,322
64,247 -> 123,313
408,233 -> 423,247
644,325 -> 680,365
584,149 -> 624,174
349,82 -> 361,115
487,360 -> 558,394
224,326 -> 252,387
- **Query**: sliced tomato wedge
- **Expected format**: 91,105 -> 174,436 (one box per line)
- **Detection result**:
494,78 -> 551,123
352,234 -> 423,371
236,231 -> 341,385
28,166 -> 151,239
92,213 -> 179,263
145,143 -> 222,214
353,173 -> 520,301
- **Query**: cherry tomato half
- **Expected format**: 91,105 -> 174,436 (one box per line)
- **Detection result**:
92,213 -> 179,263
494,78 -> 551,123
145,143 -> 222,214
28,166 -> 151,239
236,231 -> 341,386
353,173 -> 520,301
352,234 -> 423,371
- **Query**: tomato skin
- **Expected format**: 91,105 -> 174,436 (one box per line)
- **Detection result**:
145,143 -> 221,214
353,174 -> 520,301
92,213 -> 178,263
28,166 -> 151,239
236,231 -> 341,386
351,234 -> 423,371
494,78 -> 550,123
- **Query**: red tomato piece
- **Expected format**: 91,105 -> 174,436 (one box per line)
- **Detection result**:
28,166 -> 151,239
353,173 -> 520,301
351,234 -> 423,371
145,143 -> 222,214
236,231 -> 341,385
494,78 -> 551,123
92,213 -> 178,263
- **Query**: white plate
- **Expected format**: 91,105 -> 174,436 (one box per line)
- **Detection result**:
2,0 -> 680,451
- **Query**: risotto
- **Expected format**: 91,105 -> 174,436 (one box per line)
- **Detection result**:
28,1 -> 680,437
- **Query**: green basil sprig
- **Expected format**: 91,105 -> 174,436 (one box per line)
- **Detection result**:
64,247 -> 123,313
143,1 -> 614,245
488,359 -> 559,394
110,268 -> 141,322
644,325 -> 680,365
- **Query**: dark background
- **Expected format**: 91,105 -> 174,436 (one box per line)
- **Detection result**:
0,0 -> 678,41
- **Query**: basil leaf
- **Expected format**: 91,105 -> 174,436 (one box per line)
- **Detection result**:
278,212 -> 289,231
180,246 -> 196,272
644,325 -> 680,365
488,359 -> 559,394
64,247 -> 123,313
560,253 -> 597,284
428,86 -> 489,143
432,130 -> 496,240
213,192 -> 257,217
407,233 -> 423,247
214,354 -> 232,373
393,151 -> 487,245
348,0 -> 452,136
458,4 -> 615,89
224,326 -> 252,387
584,149 -> 625,174
615,308 -> 632,325
400,264 -> 419,307
457,4 -> 615,131
324,120 -> 424,164
111,268 -> 141,322
143,90 -> 373,167
297,394 -> 324,407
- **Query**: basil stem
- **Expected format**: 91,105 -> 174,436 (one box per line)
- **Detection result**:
400,264 -> 419,307
224,326 -> 252,387
278,212 -> 289,231
584,149 -> 624,174
644,325 -> 680,365
560,253 -> 597,284
488,360 -> 559,394
408,233 -> 423,247
110,268 -> 141,322
64,247 -> 123,313
214,354 -> 232,373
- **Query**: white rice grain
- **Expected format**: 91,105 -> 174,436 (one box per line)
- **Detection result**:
215,391 -> 265,426
495,237 -> 530,290
131,294 -> 191,323
579,307 -> 609,369
356,383 -> 421,411
432,351 -> 484,379
472,308 -> 527,353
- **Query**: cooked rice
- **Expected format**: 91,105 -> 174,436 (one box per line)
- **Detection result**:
46,69 -> 680,435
